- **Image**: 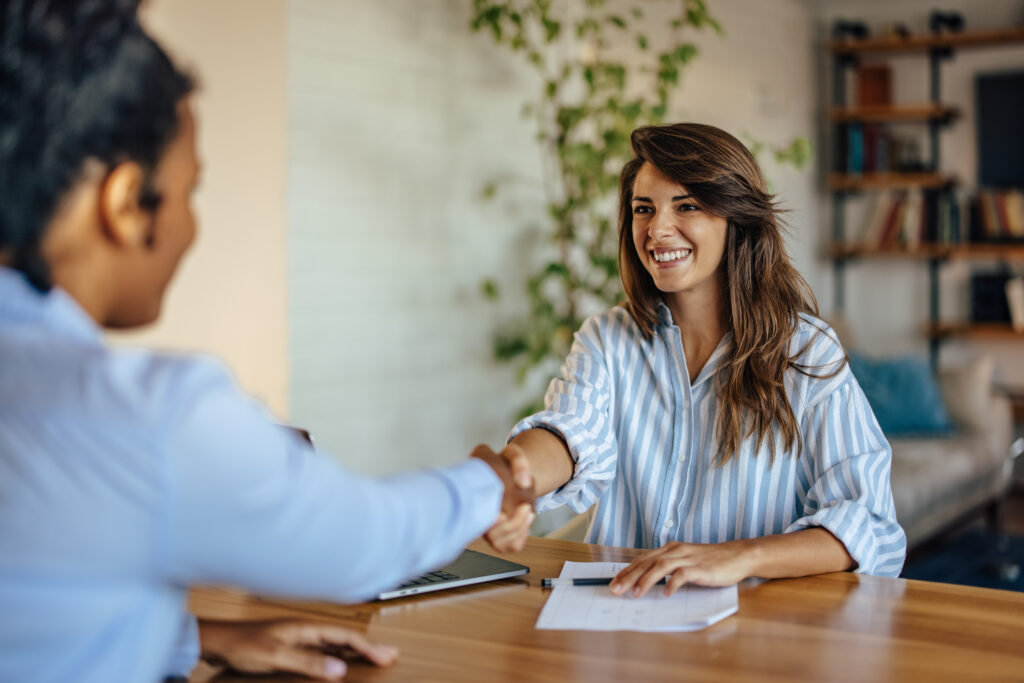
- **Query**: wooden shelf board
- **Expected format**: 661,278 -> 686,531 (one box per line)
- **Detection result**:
829,243 -> 946,259
830,243 -> 1024,260
828,172 -> 954,190
924,322 -> 1024,340
831,26 -> 1024,55
946,244 -> 1024,259
828,104 -> 959,122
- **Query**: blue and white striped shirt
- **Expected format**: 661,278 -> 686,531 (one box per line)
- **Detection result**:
511,303 -> 906,577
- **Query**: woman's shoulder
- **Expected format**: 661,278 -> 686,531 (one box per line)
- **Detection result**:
792,313 -> 847,362
577,305 -> 648,344
786,313 -> 853,404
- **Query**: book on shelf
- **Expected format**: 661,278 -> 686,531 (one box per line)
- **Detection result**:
901,188 -> 924,248
861,190 -> 906,246
846,124 -> 864,174
856,63 -> 892,107
838,123 -> 891,174
971,189 -> 1024,242
859,188 -> 962,248
878,191 -> 908,245
934,192 -> 963,243
971,271 -> 1015,323
863,189 -> 894,244
1008,277 -> 1024,333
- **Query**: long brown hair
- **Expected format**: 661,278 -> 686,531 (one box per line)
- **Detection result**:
617,123 -> 843,464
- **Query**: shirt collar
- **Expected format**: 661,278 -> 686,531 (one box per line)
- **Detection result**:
0,266 -> 104,344
655,301 -> 673,329
654,299 -> 732,388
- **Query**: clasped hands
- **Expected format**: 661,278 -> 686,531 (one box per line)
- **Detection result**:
470,443 -> 536,553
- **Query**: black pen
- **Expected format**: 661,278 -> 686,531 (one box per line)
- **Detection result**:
541,577 -> 667,588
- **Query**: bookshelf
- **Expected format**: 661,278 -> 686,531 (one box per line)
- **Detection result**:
827,22 -> 1024,367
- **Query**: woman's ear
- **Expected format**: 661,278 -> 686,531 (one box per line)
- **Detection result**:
98,161 -> 152,248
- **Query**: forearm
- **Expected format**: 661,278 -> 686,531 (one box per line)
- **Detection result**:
170,433 -> 501,601
740,527 -> 854,579
506,428 -> 575,497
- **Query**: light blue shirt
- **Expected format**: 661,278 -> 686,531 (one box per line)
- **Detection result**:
512,304 -> 906,577
0,267 -> 503,683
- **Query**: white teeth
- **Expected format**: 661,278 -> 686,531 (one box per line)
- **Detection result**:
653,249 -> 690,263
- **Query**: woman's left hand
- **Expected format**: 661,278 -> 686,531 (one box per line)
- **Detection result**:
610,540 -> 757,598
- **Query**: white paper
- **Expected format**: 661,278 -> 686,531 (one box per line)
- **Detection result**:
535,561 -> 738,632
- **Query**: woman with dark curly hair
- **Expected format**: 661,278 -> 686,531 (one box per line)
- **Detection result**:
480,123 -> 906,595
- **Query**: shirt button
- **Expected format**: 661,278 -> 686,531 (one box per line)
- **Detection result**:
664,519 -> 674,528
678,454 -> 685,462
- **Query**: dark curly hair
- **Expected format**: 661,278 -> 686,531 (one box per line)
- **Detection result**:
0,0 -> 194,291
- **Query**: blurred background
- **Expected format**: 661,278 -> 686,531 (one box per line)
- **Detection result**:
114,0 -> 1024,484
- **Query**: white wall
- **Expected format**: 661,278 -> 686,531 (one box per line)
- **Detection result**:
287,0 -> 541,473
815,0 -> 1024,386
111,0 -> 290,418
287,0 -> 821,475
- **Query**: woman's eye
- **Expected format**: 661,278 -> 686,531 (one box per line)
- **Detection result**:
678,203 -> 699,212
632,205 -> 652,215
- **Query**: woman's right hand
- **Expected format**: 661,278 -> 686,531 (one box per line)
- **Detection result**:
472,444 -> 536,552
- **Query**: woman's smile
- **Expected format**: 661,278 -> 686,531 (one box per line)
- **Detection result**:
651,247 -> 693,266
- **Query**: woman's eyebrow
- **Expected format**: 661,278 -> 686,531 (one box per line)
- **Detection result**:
631,194 -> 692,202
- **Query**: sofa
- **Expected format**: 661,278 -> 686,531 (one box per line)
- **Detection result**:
886,354 -> 1014,549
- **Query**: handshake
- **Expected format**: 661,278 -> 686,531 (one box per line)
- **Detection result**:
471,443 -> 537,553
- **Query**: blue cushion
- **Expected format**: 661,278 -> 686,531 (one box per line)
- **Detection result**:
847,353 -> 954,436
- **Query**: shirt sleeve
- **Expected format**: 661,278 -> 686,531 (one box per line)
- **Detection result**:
508,315 -> 618,514
785,376 -> 907,577
156,357 -> 502,603
164,614 -> 199,678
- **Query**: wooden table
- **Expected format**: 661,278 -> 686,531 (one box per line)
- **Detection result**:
190,537 -> 1024,682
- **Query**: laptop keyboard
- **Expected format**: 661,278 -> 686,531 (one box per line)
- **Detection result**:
396,569 -> 460,589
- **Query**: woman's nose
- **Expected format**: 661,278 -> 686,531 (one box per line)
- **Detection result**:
649,212 -> 678,239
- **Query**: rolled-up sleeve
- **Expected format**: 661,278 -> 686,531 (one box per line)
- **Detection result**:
509,317 -> 618,514
785,377 -> 907,577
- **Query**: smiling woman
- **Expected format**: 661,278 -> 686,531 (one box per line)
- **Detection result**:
617,123 -> 825,463
474,122 -> 907,595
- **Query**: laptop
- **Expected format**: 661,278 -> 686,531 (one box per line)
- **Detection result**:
376,549 -> 529,601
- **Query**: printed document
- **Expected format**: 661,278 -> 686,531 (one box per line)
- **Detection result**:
536,561 -> 738,632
